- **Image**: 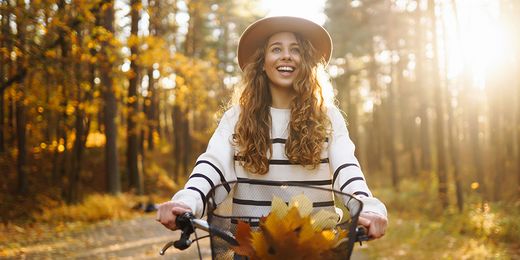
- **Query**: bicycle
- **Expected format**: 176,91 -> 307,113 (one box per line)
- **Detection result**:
159,180 -> 371,259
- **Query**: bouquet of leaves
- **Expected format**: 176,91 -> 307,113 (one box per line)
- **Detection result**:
232,194 -> 350,260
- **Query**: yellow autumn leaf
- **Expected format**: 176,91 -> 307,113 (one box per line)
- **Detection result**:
270,196 -> 288,219
250,232 -> 267,260
289,194 -> 313,217
233,194 -> 349,259
311,209 -> 340,230
284,207 -> 308,232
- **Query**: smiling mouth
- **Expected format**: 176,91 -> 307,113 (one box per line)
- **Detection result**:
276,66 -> 295,72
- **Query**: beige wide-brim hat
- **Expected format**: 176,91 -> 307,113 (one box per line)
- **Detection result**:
237,16 -> 333,71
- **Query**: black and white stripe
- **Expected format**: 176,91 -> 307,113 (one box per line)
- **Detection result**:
353,191 -> 369,197
339,176 -> 364,191
195,160 -> 230,192
186,186 -> 206,216
189,173 -> 215,189
237,177 -> 331,186
332,163 -> 359,187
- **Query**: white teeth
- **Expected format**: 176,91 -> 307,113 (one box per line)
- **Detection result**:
277,66 -> 294,72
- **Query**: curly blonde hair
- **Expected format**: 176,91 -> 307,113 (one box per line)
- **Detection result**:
233,33 -> 331,175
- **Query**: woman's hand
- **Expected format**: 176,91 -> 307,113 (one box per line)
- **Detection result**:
358,211 -> 387,239
156,201 -> 192,230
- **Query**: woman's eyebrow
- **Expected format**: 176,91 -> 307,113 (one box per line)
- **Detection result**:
267,42 -> 300,48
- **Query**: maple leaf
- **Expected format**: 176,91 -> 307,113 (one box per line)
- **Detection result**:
231,195 -> 350,259
232,221 -> 257,258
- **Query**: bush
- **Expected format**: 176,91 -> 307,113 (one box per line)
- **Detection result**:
35,193 -> 140,223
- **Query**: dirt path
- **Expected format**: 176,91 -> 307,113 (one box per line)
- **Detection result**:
2,214 -> 369,259
3,214 -> 210,259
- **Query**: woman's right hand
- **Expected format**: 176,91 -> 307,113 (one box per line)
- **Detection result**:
155,201 -> 192,230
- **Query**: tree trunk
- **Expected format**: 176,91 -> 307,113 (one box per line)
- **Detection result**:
428,0 -> 449,209
100,0 -> 120,195
415,2 -> 432,172
67,21 -> 92,204
145,1 -> 158,151
127,0 -> 142,194
397,52 -> 419,177
8,90 -> 15,147
0,1 -> 7,154
68,85 -> 86,203
15,0 -> 28,194
0,88 -> 4,154
344,62 -> 360,160
489,82 -> 506,201
15,83 -> 28,194
368,50 -> 383,172
145,68 -> 155,150
386,93 -> 399,190
387,7 -> 399,190
57,0 -> 72,194
182,111 -> 191,178
161,88 -> 170,142
172,104 -> 183,182
443,0 -> 464,211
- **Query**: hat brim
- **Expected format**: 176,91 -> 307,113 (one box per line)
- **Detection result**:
237,16 -> 332,71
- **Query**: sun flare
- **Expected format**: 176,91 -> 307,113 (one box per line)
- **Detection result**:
442,0 -> 512,90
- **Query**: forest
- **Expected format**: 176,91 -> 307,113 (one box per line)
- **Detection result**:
1,0 -> 519,258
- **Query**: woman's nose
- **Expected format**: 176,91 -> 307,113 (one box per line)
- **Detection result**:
281,49 -> 292,60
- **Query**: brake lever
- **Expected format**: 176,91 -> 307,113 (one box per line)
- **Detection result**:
159,241 -> 175,255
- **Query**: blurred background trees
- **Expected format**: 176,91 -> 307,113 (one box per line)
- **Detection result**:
324,0 -> 520,209
1,0 -> 519,258
0,0 -> 255,205
1,0 -> 519,217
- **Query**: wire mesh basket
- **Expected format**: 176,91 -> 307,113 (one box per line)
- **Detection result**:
205,179 -> 364,259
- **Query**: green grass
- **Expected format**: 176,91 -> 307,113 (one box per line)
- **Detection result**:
363,180 -> 520,259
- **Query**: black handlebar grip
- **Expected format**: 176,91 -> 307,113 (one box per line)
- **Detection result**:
176,212 -> 195,230
173,212 -> 196,250
355,225 -> 371,242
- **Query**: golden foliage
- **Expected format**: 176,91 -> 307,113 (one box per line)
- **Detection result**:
233,195 -> 348,260
35,193 -> 139,223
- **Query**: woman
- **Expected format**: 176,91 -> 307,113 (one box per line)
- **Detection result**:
157,16 -> 387,239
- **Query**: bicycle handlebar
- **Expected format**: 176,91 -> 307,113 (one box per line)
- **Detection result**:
355,225 -> 371,243
160,212 -> 372,255
160,212 -> 238,255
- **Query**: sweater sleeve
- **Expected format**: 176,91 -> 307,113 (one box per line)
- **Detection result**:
327,107 -> 387,217
171,107 -> 238,218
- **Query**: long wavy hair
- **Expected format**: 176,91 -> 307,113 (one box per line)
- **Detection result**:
233,33 -> 331,175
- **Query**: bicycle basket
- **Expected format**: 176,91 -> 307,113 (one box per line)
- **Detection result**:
205,179 -> 364,259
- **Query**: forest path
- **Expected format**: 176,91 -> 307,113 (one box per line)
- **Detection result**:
3,214 -> 368,259
3,214 -> 209,259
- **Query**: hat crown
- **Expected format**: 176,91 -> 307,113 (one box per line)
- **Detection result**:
237,16 -> 333,71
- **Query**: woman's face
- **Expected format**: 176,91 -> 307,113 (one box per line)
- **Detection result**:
263,32 -> 301,91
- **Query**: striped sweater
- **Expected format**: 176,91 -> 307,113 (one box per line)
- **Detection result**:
172,105 -> 387,219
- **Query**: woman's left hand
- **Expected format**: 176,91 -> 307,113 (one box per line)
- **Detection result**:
358,211 -> 387,239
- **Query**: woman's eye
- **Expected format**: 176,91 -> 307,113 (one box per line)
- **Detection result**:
291,48 -> 300,54
272,47 -> 281,53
